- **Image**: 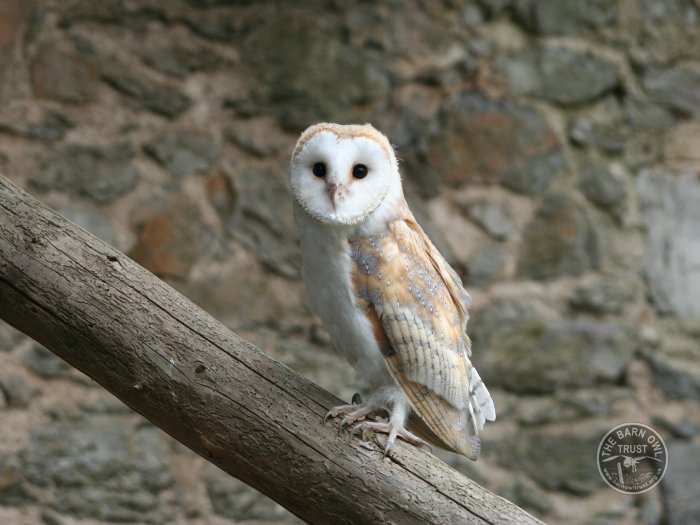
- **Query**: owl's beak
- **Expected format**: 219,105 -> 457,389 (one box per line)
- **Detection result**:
326,184 -> 346,210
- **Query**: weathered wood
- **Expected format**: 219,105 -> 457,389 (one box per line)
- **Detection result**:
0,175 -> 544,525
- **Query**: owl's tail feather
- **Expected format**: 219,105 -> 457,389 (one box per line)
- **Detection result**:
467,367 -> 496,435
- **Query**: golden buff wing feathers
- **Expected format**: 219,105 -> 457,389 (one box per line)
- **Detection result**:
350,207 -> 496,459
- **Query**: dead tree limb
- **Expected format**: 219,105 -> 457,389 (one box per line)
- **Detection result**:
0,175 -> 544,525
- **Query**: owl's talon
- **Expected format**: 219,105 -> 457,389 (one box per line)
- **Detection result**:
351,392 -> 363,405
350,420 -> 429,456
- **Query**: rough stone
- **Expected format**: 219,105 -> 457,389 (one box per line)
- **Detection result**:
502,47 -> 619,105
101,63 -> 191,118
0,455 -> 30,506
21,344 -> 74,380
130,196 -> 208,279
226,169 -> 300,278
0,0 -> 32,85
507,478 -> 553,514
56,202 -> 116,245
637,170 -> 700,318
426,93 -> 563,194
472,299 -> 635,393
181,11 -> 241,41
30,44 -> 98,103
235,6 -> 389,129
142,45 -> 226,78
643,65 -> 700,117
225,120 -> 291,158
515,0 -> 616,36
647,354 -> 700,402
518,193 -> 602,280
569,118 -> 627,154
144,131 -> 219,177
204,464 -> 302,523
638,0 -> 700,64
21,418 -> 175,523
22,111 -> 73,143
496,426 -> 606,494
662,441 -> 700,525
0,375 -> 36,408
569,276 -> 634,315
463,201 -> 514,240
31,143 -> 139,203
465,241 -> 505,286
578,162 -> 627,214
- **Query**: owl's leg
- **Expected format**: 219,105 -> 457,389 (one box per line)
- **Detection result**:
323,398 -> 389,432
326,387 -> 429,455
351,420 -> 427,456
350,397 -> 428,456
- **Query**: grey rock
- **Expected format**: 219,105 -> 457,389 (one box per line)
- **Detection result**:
508,478 -> 553,514
647,354 -> 700,402
224,124 -> 289,158
652,416 -> 697,439
569,277 -> 633,315
235,6 -> 388,129
637,170 -> 700,317
226,169 -> 301,278
642,65 -> 700,116
638,0 -> 700,64
204,464 -> 302,523
624,98 -> 676,130
578,162 -> 627,213
142,45 -> 226,78
515,387 -> 633,425
502,47 -> 618,105
496,426 -> 606,494
31,143 -> 139,203
624,132 -> 663,168
182,12 -> 240,41
30,45 -> 98,104
463,201 -> 514,240
569,118 -> 626,154
101,63 -> 191,118
515,0 -> 616,35
21,418 -> 175,523
57,202 -> 115,245
662,441 -> 700,525
426,93 -> 564,194
0,321 -> 27,352
518,193 -> 602,280
145,131 -> 219,177
21,345 -> 74,380
23,111 -> 74,143
466,242 -> 505,286
0,375 -> 37,408
0,455 -> 30,505
472,300 -> 635,393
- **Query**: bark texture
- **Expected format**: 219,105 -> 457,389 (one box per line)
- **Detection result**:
0,175 -> 543,525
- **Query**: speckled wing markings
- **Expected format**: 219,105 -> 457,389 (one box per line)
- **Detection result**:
351,212 -> 495,458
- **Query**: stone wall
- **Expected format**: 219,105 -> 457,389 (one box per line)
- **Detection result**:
1,1 -> 699,524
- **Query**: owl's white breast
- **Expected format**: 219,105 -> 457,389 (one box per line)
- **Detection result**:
295,207 -> 392,389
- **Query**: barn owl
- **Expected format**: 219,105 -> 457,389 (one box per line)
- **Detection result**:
290,123 -> 496,459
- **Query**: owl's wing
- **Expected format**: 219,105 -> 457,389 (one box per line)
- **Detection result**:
351,213 -> 495,458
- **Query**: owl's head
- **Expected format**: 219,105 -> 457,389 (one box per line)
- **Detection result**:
290,123 -> 402,226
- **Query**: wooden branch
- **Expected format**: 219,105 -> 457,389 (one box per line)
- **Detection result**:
0,175 -> 544,525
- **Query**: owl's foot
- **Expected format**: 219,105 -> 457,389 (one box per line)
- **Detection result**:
351,420 -> 429,457
324,402 -> 389,433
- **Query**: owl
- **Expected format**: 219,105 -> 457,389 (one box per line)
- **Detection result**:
290,123 -> 495,459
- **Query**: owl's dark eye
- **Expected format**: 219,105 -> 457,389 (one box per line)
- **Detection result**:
352,164 -> 368,179
312,162 -> 326,178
